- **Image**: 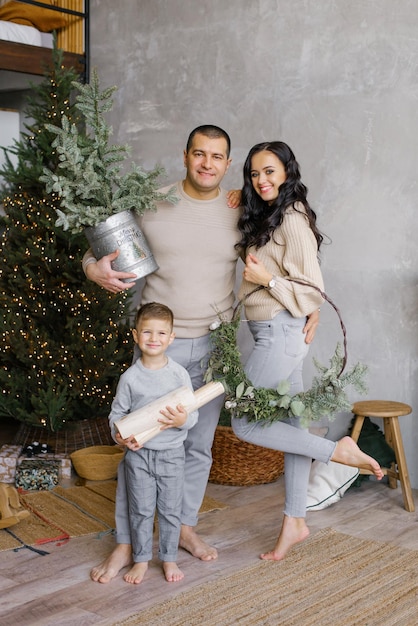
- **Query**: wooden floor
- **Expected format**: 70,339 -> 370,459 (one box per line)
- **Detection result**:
0,461 -> 417,626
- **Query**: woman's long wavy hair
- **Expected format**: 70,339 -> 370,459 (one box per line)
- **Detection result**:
236,141 -> 324,252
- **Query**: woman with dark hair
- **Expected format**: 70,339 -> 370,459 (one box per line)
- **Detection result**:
232,141 -> 382,561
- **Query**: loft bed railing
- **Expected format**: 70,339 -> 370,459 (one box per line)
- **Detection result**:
0,0 -> 89,82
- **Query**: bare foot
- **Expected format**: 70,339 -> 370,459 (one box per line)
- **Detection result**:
124,561 -> 148,584
90,543 -> 132,583
260,515 -> 309,561
179,525 -> 218,561
332,436 -> 384,480
163,561 -> 184,582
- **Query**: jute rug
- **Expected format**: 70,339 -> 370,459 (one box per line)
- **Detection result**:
0,482 -> 226,554
112,528 -> 418,626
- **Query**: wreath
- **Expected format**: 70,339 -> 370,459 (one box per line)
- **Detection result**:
205,289 -> 367,427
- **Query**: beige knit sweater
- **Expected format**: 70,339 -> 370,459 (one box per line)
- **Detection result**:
139,182 -> 240,337
83,182 -> 241,338
238,204 -> 324,320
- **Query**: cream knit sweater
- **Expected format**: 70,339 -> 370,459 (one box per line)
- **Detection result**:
238,205 -> 324,320
83,181 -> 240,338
140,182 -> 240,337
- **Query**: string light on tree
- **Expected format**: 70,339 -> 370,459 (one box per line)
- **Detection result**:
0,47 -> 132,433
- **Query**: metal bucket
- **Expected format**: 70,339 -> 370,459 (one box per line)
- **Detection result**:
84,209 -> 158,282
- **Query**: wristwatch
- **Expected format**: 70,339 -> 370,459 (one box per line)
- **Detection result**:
268,278 -> 276,289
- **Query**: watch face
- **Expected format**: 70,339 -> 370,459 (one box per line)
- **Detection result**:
269,279 -> 275,289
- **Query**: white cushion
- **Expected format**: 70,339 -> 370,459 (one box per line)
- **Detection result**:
306,460 -> 359,511
0,21 -> 42,45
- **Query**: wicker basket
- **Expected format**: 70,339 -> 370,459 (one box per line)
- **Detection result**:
70,445 -> 124,481
209,425 -> 285,486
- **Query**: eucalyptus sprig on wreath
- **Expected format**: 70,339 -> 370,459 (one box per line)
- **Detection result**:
205,300 -> 368,427
40,69 -> 177,234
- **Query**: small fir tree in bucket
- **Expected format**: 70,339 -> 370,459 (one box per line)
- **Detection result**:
40,69 -> 177,281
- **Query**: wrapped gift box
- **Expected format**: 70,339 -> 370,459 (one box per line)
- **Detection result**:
47,453 -> 72,479
0,445 -> 23,483
15,459 -> 61,491
17,453 -> 72,479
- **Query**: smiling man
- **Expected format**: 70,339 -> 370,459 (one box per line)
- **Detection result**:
183,126 -> 232,197
84,125 -> 241,582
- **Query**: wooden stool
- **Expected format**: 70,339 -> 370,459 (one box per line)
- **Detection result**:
351,400 -> 414,512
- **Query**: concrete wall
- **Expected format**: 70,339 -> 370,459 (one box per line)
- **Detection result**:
89,0 -> 418,486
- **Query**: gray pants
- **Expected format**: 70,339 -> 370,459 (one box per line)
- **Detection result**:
125,446 -> 185,562
115,333 -> 224,544
232,310 -> 336,518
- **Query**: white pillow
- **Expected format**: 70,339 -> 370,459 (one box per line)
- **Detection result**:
306,460 -> 359,511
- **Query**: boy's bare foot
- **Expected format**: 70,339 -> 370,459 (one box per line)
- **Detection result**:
260,515 -> 309,561
163,561 -> 184,582
332,436 -> 384,480
90,543 -> 132,583
179,525 -> 218,561
124,561 -> 148,584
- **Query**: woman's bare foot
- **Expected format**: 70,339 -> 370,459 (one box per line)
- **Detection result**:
260,515 -> 309,561
332,436 -> 384,480
124,562 -> 148,584
90,543 -> 132,583
163,561 -> 184,582
179,525 -> 218,561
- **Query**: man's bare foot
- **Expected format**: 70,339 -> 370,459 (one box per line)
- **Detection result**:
332,436 -> 384,480
179,525 -> 218,561
260,515 -> 309,561
163,561 -> 184,582
90,543 -> 132,583
124,562 -> 148,585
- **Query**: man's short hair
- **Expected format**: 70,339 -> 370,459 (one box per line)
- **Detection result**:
186,125 -> 231,158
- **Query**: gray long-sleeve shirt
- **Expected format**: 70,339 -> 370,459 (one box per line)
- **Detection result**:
108,356 -> 198,450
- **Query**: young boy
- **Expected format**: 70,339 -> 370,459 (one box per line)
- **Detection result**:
108,302 -> 198,584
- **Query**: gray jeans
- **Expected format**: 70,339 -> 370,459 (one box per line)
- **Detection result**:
232,310 -> 336,518
115,333 -> 224,544
125,446 -> 185,562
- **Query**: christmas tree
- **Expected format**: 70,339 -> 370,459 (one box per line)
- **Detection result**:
0,48 -> 133,433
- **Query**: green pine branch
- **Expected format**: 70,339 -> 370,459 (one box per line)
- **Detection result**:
40,69 -> 177,233
0,47 -> 80,197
